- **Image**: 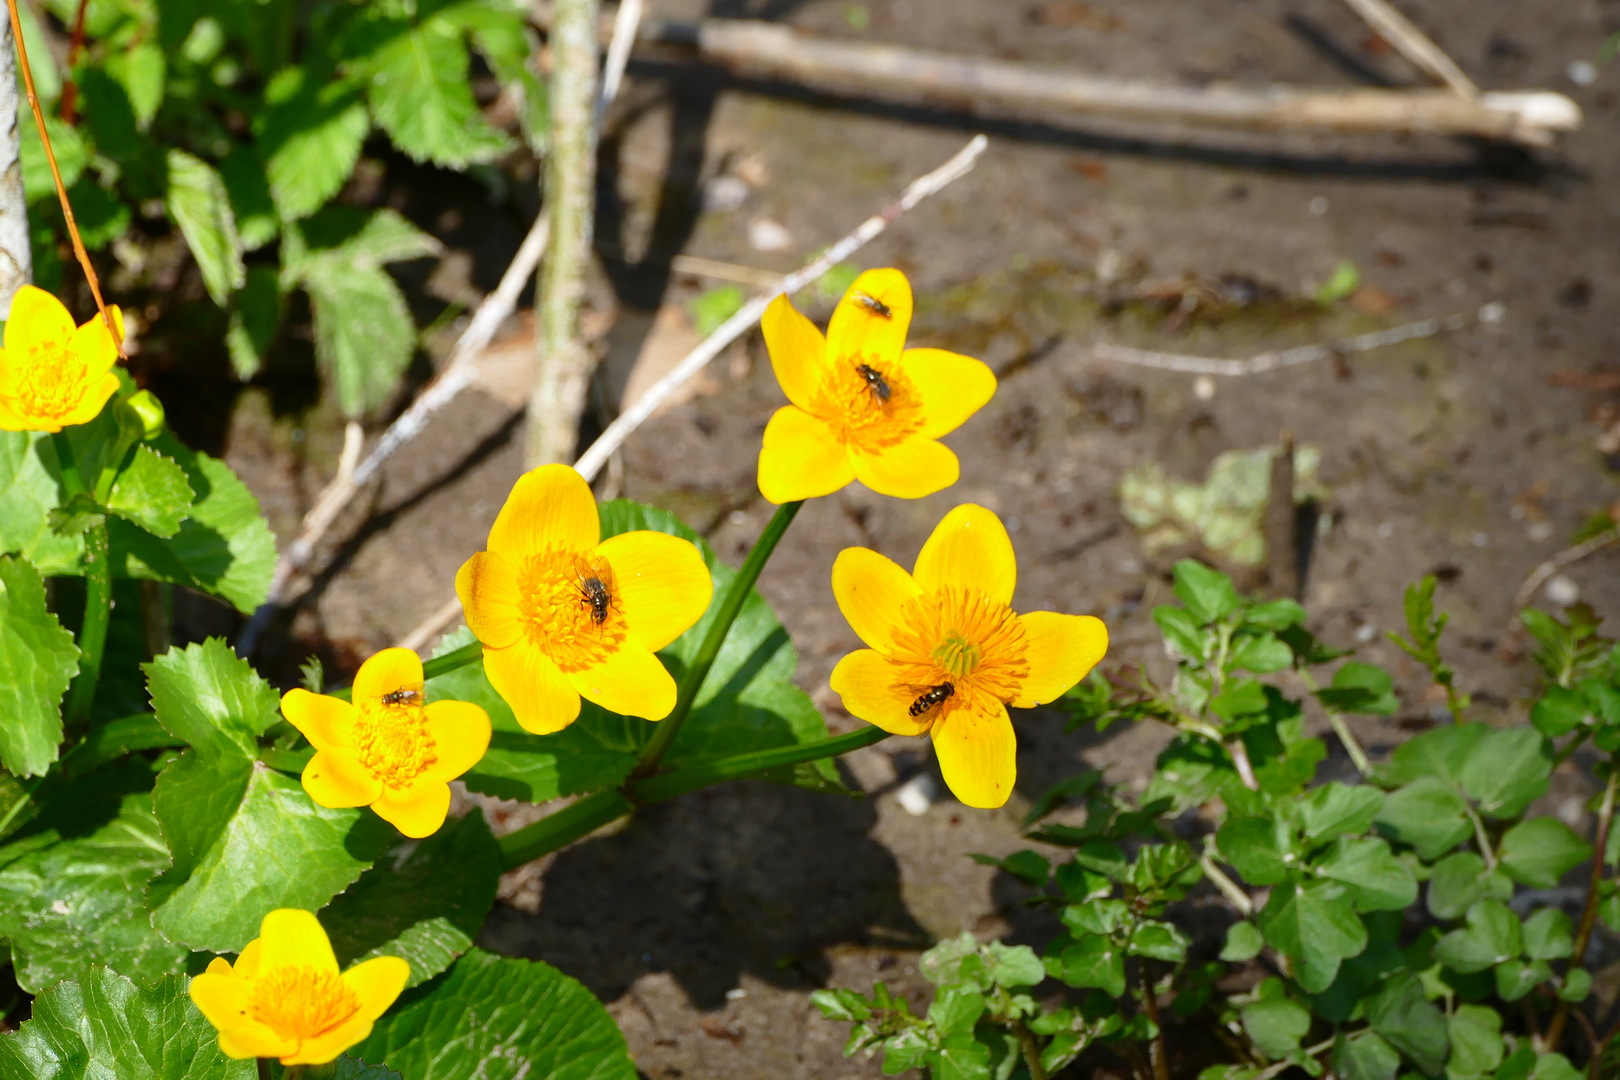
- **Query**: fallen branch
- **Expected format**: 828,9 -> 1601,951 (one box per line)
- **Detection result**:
1091,303 -> 1500,377
1337,0 -> 1478,98
573,132 -> 988,482
1513,528 -> 1620,616
618,16 -> 1578,147
392,133 -> 988,651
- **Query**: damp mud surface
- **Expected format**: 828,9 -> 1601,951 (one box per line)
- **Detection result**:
167,0 -> 1620,1075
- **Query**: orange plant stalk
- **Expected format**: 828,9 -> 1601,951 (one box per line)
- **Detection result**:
3,0 -> 124,356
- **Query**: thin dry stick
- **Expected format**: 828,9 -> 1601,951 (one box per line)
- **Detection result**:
1092,304 -> 1498,377
595,0 -> 640,128
4,0 -> 121,353
573,133 -> 988,482
1336,0 -> 1478,97
0,11 -> 30,313
630,17 -> 1577,146
1513,527 -> 1620,615
525,0 -> 599,468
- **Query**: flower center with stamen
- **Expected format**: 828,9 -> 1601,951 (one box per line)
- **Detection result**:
888,588 -> 1030,722
810,356 -> 925,452
355,694 -> 437,789
516,550 -> 627,672
12,342 -> 88,424
250,966 -> 361,1040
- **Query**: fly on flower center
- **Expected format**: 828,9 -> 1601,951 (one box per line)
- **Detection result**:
516,549 -> 627,672
355,696 -> 438,788
892,587 -> 1032,708
811,357 -> 925,451
250,966 -> 360,1039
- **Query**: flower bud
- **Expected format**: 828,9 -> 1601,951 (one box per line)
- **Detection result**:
124,390 -> 166,440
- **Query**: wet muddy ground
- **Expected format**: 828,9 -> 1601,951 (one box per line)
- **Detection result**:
179,0 -> 1620,1075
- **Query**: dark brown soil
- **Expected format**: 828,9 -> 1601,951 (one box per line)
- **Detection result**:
196,0 -> 1620,1075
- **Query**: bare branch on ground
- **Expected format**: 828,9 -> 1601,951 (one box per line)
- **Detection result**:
1336,0 -> 1478,98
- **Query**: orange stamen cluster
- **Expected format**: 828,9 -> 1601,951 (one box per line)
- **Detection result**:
250,967 -> 361,1041
355,695 -> 438,789
888,587 -> 1031,723
517,550 -> 626,672
810,358 -> 925,452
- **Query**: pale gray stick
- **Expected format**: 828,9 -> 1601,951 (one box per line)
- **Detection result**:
574,133 -> 988,482
0,15 -> 29,313
1514,529 -> 1620,616
1337,0 -> 1478,98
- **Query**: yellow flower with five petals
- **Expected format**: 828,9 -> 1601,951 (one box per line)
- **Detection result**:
188,909 -> 409,1065
455,464 -> 713,735
0,285 -> 124,433
281,648 -> 491,838
757,268 -> 995,504
829,504 -> 1108,808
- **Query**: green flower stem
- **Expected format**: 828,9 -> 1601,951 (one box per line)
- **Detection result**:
59,712 -> 181,776
1545,756 -> 1618,1053
499,723 -> 889,870
423,640 -> 483,680
1297,669 -> 1372,777
63,519 -> 112,730
630,499 -> 803,781
1464,797 -> 1498,871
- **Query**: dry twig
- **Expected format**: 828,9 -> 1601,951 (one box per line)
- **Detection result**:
1514,529 -> 1620,617
1336,0 -> 1478,97
0,12 -> 29,313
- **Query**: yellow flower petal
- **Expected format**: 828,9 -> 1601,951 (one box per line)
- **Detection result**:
831,547 -> 920,653
757,405 -> 855,504
343,955 -> 411,1021
483,642 -> 582,734
205,956 -> 233,975
5,285 -> 75,355
353,647 -> 424,707
826,268 -> 913,368
281,1013 -> 373,1066
761,293 -> 828,412
487,463 -> 599,560
422,699 -> 492,782
55,372 -> 119,428
567,639 -> 677,721
188,969 -> 253,1031
301,748 -> 381,809
932,703 -> 1017,809
595,530 -> 713,651
849,435 -> 959,500
218,1026 -> 299,1061
233,938 -> 264,979
456,550 -> 525,650
254,909 -> 340,976
1011,613 -> 1109,709
281,689 -> 358,750
67,313 -> 119,378
829,649 -> 931,736
896,348 -> 998,439
0,390 -> 27,432
913,504 -> 1016,605
372,778 -> 452,839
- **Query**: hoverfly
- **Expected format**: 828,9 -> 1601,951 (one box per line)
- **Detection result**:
852,291 -> 893,319
856,363 -> 892,404
908,682 -> 955,716
381,687 -> 423,707
578,574 -> 612,626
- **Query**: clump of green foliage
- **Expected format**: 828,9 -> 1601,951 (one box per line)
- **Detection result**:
21,0 -> 545,415
818,562 -> 1620,1080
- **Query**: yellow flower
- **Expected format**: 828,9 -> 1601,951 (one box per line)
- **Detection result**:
281,648 -> 491,839
455,464 -> 713,735
0,285 -> 124,433
829,505 -> 1108,809
756,268 -> 995,504
189,909 -> 409,1065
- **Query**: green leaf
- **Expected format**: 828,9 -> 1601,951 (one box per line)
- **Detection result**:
1257,878 -> 1367,993
982,941 -> 1046,987
1375,778 -> 1472,860
107,434 -> 277,613
107,41 -> 165,129
0,759 -> 186,993
1231,632 -> 1293,674
1375,723 -> 1488,788
146,638 -> 280,762
1211,678 -> 1269,722
1531,1054 -> 1583,1080
354,949 -> 636,1080
1315,260 -> 1361,305
148,749 -> 393,953
1022,771 -> 1101,827
1051,934 -> 1126,996
1531,685 -> 1588,738
1559,967 -> 1591,1003
1498,817 -> 1591,888
1241,987 -> 1310,1059
930,986 -> 987,1036
1171,559 -> 1239,624
321,812 -> 503,988
1221,922 -> 1265,961
935,1031 -> 993,1080
1317,662 -> 1398,716
66,179 -> 131,249
1244,599 -> 1308,632
688,285 -> 746,336
1297,782 -> 1384,843
1365,971 -> 1448,1076
1218,816 -> 1291,886
1314,837 -> 1417,912
1152,605 -> 1207,662
1333,1031 -> 1400,1080
226,268 -> 283,380
364,16 -> 513,167
1128,922 -> 1190,962
1434,900 -> 1520,973
1494,958 -> 1551,1001
1447,1003 -> 1503,1078
978,849 -> 1049,887
1460,728 -> 1550,819
1520,909 -> 1573,961
0,555 -> 78,776
19,115 -> 85,202
295,206 -> 444,269
218,145 -> 278,252
107,445 -> 195,539
303,261 -> 417,418
0,969 -> 253,1080
1426,852 -> 1512,920
166,150 -> 245,307
258,69 -> 370,221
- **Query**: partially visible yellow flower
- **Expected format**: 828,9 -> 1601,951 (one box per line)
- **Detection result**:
189,909 -> 409,1065
756,268 -> 995,504
281,648 -> 491,839
829,505 -> 1108,809
0,285 -> 123,433
455,464 -> 713,735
